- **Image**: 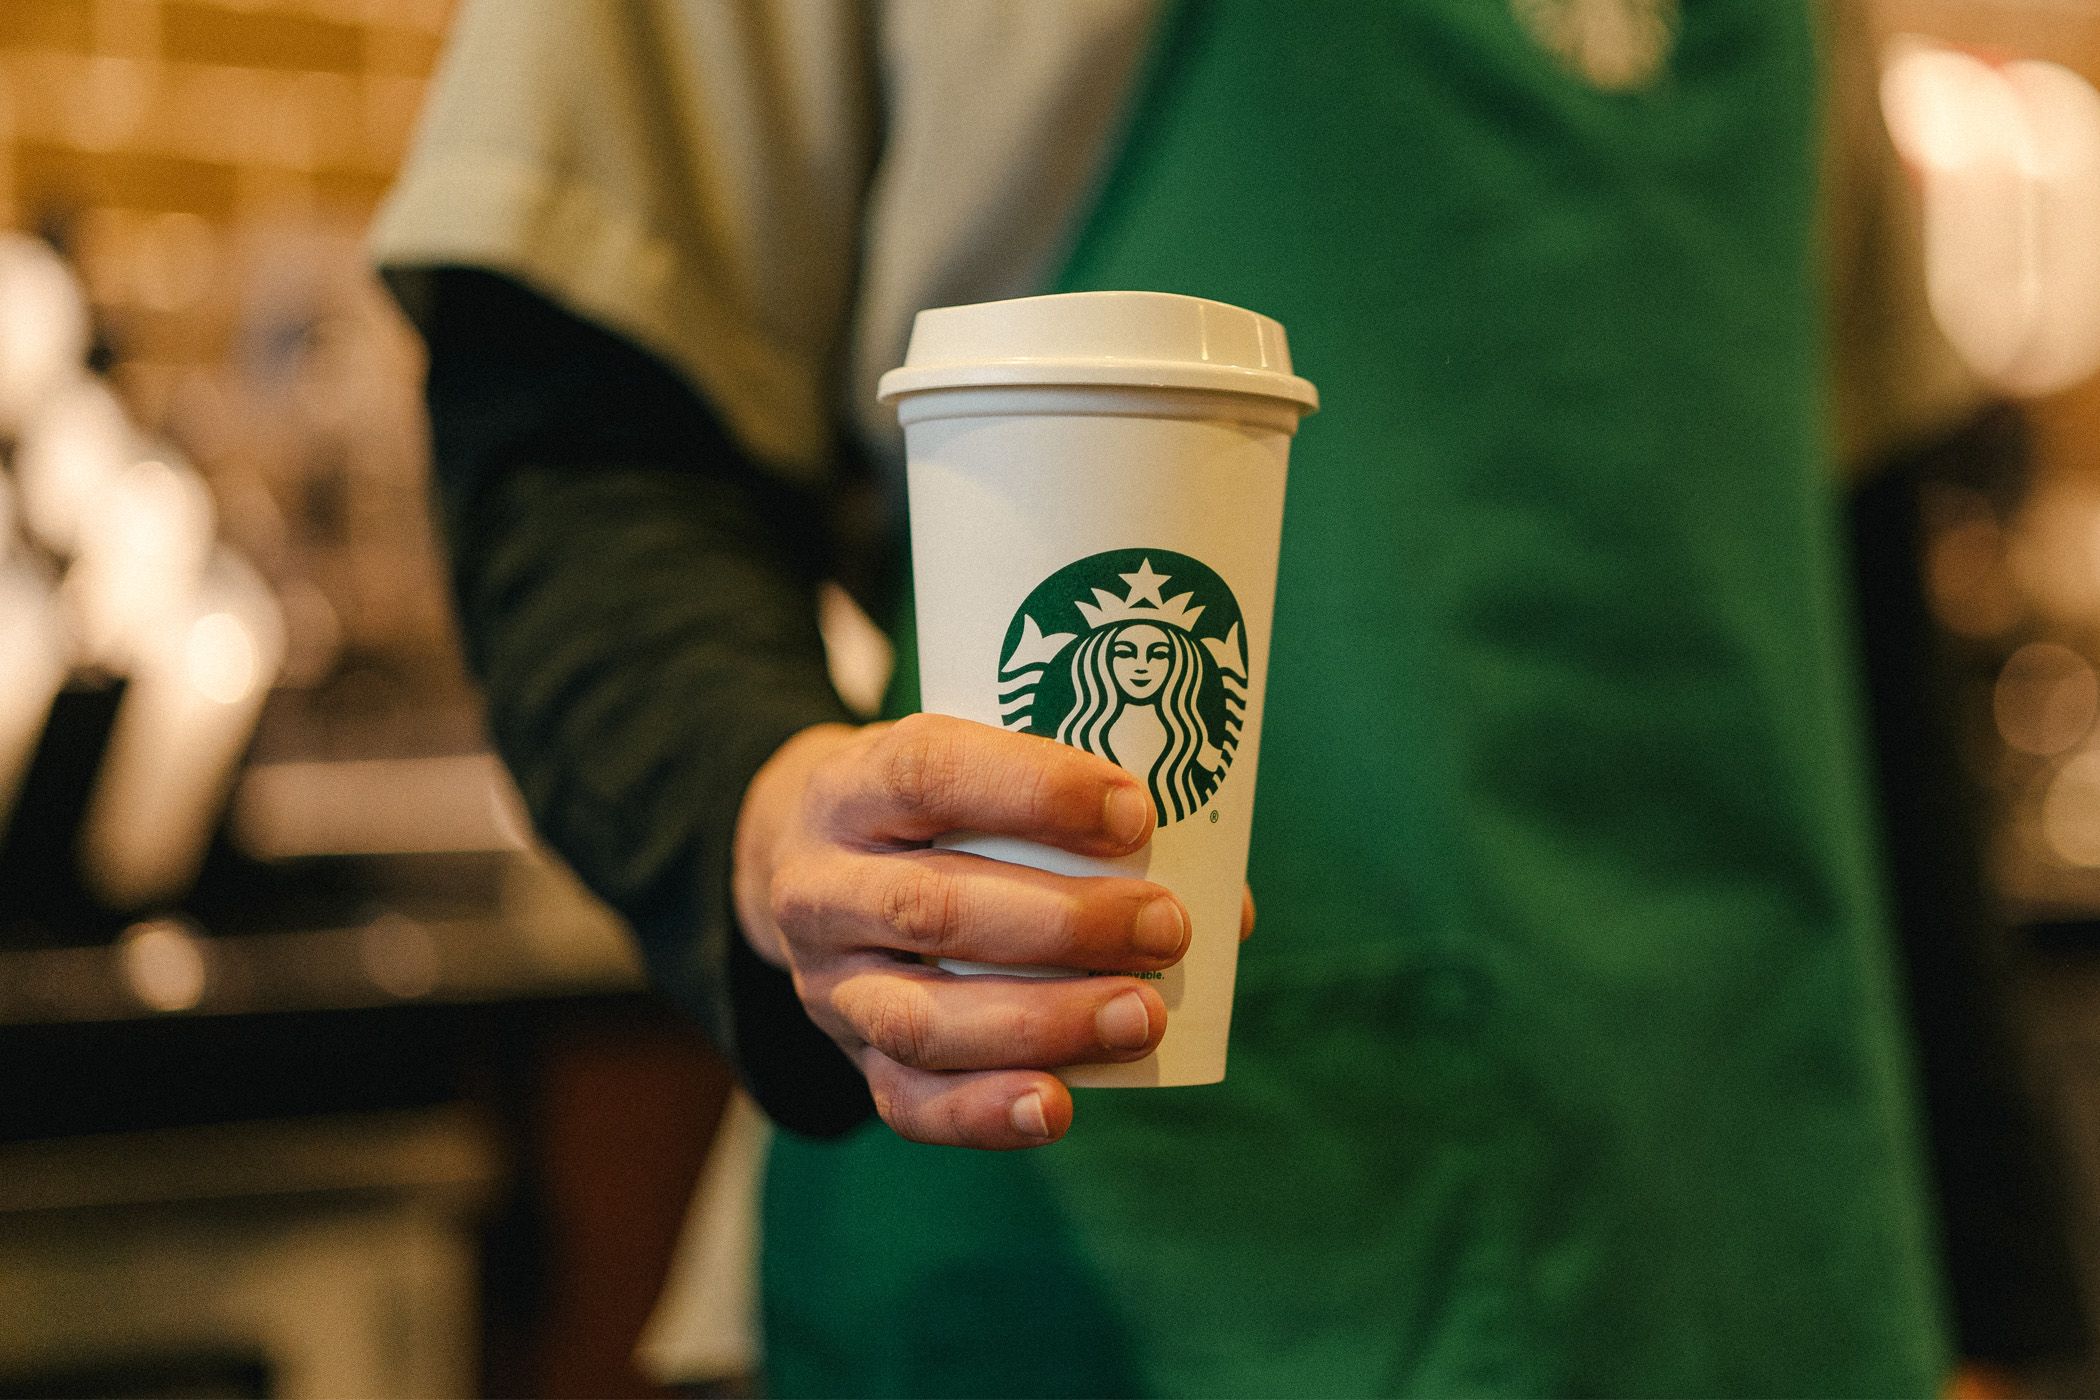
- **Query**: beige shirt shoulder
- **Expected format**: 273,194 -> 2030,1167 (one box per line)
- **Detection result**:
372,0 -> 1160,482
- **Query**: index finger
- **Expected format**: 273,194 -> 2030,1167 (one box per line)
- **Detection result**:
825,713 -> 1152,856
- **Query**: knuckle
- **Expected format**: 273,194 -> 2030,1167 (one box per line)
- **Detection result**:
767,859 -> 830,935
879,867 -> 967,952
866,1067 -> 942,1145
863,1068 -> 915,1138
860,987 -> 942,1068
1047,889 -> 1090,947
884,712 -> 943,747
998,1001 -> 1052,1057
801,757 -> 849,817
1049,885 -> 1119,957
795,970 -> 853,1043
885,1106 -> 940,1147
1007,756 -> 1064,826
875,717 -> 966,818
935,1092 -> 975,1145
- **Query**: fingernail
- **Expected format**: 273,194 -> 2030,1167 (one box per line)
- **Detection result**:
1103,784 -> 1149,847
1096,990 -> 1154,1051
1133,897 -> 1188,959
1011,1091 -> 1051,1139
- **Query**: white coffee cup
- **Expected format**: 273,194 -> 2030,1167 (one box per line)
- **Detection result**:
878,291 -> 1317,1087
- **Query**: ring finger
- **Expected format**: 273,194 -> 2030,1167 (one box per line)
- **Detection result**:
827,960 -> 1166,1073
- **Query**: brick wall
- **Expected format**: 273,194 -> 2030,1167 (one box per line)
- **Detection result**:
0,0 -> 452,398
0,0 -> 466,692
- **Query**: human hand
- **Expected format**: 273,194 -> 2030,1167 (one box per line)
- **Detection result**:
732,713 -> 1193,1149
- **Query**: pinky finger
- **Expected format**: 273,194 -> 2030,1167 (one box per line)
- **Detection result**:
860,1053 -> 1075,1150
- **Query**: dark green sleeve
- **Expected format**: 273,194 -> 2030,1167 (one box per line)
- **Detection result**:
396,266 -> 873,1138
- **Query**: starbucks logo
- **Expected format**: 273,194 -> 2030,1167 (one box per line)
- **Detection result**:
1001,549 -> 1247,827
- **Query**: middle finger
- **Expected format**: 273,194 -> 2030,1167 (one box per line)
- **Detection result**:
813,848 -> 1190,971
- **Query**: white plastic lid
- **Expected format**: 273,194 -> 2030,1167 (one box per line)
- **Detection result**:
877,290 -> 1318,412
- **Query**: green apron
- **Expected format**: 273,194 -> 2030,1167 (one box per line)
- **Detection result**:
766,3 -> 1948,1394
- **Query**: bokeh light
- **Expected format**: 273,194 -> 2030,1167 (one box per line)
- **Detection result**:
184,611 -> 260,706
1882,37 -> 2100,397
66,454 -> 217,667
359,914 -> 442,1000
1926,508 -> 2022,639
0,232 -> 92,433
15,376 -> 139,556
1996,642 -> 2099,755
119,917 -> 211,1013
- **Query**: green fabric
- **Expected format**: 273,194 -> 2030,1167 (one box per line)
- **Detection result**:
766,2 -> 1949,1394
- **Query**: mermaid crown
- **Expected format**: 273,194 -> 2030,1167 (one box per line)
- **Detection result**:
1074,558 -> 1205,631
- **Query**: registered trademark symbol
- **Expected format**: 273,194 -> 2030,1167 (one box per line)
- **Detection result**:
1209,810 -> 1219,824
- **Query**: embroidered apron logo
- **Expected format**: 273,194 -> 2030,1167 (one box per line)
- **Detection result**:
1001,549 -> 1247,826
1510,0 -> 1677,91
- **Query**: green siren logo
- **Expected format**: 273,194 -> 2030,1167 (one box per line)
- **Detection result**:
1001,549 -> 1248,826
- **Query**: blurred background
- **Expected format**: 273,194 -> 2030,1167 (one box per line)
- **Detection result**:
0,0 -> 2098,1396
0,5 -> 740,1396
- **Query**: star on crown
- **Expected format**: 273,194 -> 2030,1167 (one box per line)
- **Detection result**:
1075,558 -> 1205,632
